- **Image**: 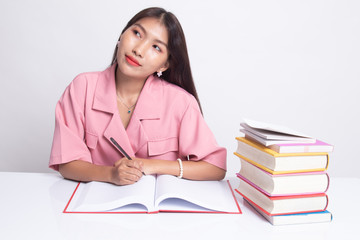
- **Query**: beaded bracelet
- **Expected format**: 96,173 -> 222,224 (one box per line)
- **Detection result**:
177,158 -> 183,179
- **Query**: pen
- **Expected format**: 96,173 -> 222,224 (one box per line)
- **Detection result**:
110,137 -> 132,160
110,137 -> 145,175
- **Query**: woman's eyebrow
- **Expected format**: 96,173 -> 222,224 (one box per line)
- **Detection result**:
133,23 -> 168,48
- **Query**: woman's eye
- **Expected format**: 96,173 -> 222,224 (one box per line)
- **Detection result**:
153,45 -> 161,52
133,30 -> 141,37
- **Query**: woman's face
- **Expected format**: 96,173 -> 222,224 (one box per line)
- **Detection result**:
116,17 -> 169,80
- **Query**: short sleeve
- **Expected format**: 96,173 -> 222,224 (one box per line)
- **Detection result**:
49,77 -> 92,171
178,97 -> 227,170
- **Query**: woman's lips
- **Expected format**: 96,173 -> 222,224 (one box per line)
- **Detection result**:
125,55 -> 141,67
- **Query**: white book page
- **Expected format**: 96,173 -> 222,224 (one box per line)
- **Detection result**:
242,118 -> 312,138
67,174 -> 156,212
154,175 -> 238,213
241,129 -> 316,146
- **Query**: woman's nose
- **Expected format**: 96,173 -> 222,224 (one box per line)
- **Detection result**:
133,41 -> 147,58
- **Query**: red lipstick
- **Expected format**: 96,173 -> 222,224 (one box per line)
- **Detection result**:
125,55 -> 141,67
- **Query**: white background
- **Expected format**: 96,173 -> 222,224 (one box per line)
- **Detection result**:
0,0 -> 359,178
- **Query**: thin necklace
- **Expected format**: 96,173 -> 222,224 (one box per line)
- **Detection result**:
116,92 -> 137,114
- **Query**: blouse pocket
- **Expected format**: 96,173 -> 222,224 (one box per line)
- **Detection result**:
85,131 -> 98,150
148,137 -> 179,157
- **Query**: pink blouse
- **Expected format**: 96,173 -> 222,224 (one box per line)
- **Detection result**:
49,64 -> 226,171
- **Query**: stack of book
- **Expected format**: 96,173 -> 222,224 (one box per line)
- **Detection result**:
234,119 -> 334,225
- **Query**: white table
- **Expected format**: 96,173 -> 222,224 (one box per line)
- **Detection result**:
0,172 -> 359,240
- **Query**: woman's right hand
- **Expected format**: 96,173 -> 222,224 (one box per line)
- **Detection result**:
110,158 -> 144,185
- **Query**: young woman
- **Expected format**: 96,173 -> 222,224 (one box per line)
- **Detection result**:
49,7 -> 227,185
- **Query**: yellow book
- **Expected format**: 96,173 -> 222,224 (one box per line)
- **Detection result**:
234,137 -> 329,174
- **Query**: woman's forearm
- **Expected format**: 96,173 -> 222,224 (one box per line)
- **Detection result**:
59,159 -> 144,185
182,160 -> 226,180
141,159 -> 226,181
59,160 -> 113,183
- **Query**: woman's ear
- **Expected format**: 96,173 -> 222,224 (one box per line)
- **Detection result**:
117,34 -> 123,46
159,61 -> 169,73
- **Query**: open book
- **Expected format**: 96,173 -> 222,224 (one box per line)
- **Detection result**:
240,118 -> 316,146
64,174 -> 241,214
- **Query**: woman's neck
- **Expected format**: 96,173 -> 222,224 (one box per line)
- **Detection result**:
115,66 -> 147,98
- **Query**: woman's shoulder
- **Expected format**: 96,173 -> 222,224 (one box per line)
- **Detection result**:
154,77 -> 200,112
67,66 -> 114,93
70,69 -> 103,88
60,67 -> 112,105
158,78 -> 195,101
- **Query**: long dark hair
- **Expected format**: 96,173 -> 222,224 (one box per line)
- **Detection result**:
111,7 -> 202,113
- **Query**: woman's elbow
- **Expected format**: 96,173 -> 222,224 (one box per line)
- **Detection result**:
214,168 -> 226,181
207,164 -> 226,181
58,163 -> 69,179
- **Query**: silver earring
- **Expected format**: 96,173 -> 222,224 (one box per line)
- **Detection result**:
157,71 -> 162,77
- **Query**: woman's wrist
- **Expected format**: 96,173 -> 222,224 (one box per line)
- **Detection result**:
140,158 -> 179,176
108,165 -> 119,184
90,164 -> 114,184
140,158 -> 156,175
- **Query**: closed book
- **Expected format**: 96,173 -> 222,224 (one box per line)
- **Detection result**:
235,177 -> 329,216
235,137 -> 329,174
244,199 -> 333,225
237,158 -> 330,196
268,139 -> 334,154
